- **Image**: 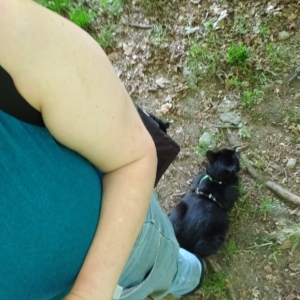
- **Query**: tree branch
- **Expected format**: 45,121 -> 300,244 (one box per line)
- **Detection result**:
227,132 -> 300,206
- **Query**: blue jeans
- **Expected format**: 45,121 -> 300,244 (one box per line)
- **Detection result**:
114,193 -> 202,300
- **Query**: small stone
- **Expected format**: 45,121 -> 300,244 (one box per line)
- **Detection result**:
156,103 -> 172,115
177,15 -> 185,25
273,11 -> 282,17
278,31 -> 290,41
199,132 -> 217,150
219,112 -> 241,125
217,98 -> 236,113
286,158 -> 297,169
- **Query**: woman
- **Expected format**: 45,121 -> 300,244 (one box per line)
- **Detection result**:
0,1 -> 204,299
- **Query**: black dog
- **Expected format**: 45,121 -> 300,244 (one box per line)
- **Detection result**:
170,149 -> 240,257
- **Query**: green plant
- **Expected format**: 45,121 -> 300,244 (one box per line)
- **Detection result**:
35,0 -> 69,14
259,24 -> 270,40
259,198 -> 273,214
69,8 -> 93,28
100,0 -> 124,17
226,239 -> 236,256
187,43 -> 219,84
227,44 -> 249,67
247,222 -> 300,262
266,44 -> 290,70
48,0 -> 69,13
151,25 -> 166,45
286,109 -> 300,124
272,223 -> 300,252
202,270 -> 227,299
96,26 -> 115,50
241,89 -> 263,106
238,127 -> 251,139
233,15 -> 250,34
195,142 -> 210,158
204,21 -> 213,29
235,194 -> 255,214
229,76 -> 244,89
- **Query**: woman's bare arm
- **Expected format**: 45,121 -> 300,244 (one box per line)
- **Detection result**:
0,1 -> 157,299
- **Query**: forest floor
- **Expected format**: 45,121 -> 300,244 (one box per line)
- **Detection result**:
39,0 -> 300,299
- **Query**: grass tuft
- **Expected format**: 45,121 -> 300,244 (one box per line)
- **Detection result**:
35,0 -> 69,14
96,26 -> 115,50
202,269 -> 227,299
227,44 -> 250,67
226,239 -> 237,256
241,89 -> 263,107
69,8 -> 93,29
100,0 -> 124,17
151,25 -> 167,46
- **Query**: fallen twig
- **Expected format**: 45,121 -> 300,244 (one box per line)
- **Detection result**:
286,66 -> 300,85
227,131 -> 300,206
210,124 -> 240,129
129,23 -> 153,29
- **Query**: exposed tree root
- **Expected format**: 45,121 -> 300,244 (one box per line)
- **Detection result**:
227,131 -> 300,206
286,66 -> 300,85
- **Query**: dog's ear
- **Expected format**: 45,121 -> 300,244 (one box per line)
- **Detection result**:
206,150 -> 216,162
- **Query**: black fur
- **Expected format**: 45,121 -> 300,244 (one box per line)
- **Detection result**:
169,148 -> 240,257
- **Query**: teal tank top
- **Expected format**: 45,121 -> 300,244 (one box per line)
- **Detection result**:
0,110 -> 102,299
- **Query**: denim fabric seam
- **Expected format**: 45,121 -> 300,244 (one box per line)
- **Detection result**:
144,219 -> 178,244
119,234 -> 162,299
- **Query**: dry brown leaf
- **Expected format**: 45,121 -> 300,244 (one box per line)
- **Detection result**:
122,42 -> 135,56
264,264 -> 273,274
266,274 -> 277,284
288,263 -> 299,272
285,294 -> 296,300
289,207 -> 300,215
281,240 -> 292,250
289,13 -> 297,20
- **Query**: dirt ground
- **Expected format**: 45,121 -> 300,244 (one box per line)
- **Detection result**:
102,1 -> 300,299
56,0 -> 300,299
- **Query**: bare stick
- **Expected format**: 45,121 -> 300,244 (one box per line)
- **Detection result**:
227,132 -> 300,206
286,66 -> 300,85
129,23 -> 153,29
210,124 -> 240,129
265,181 -> 300,206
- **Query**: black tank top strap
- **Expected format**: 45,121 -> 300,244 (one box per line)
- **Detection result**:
0,65 -> 44,126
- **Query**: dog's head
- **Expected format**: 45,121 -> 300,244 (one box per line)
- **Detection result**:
206,148 -> 240,182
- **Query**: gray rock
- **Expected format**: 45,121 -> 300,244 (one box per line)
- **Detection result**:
217,97 -> 236,113
286,158 -> 297,169
199,132 -> 216,150
219,112 -> 241,125
278,31 -> 290,41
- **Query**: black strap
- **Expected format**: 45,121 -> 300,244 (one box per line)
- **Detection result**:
0,65 -> 45,126
0,65 -> 180,186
